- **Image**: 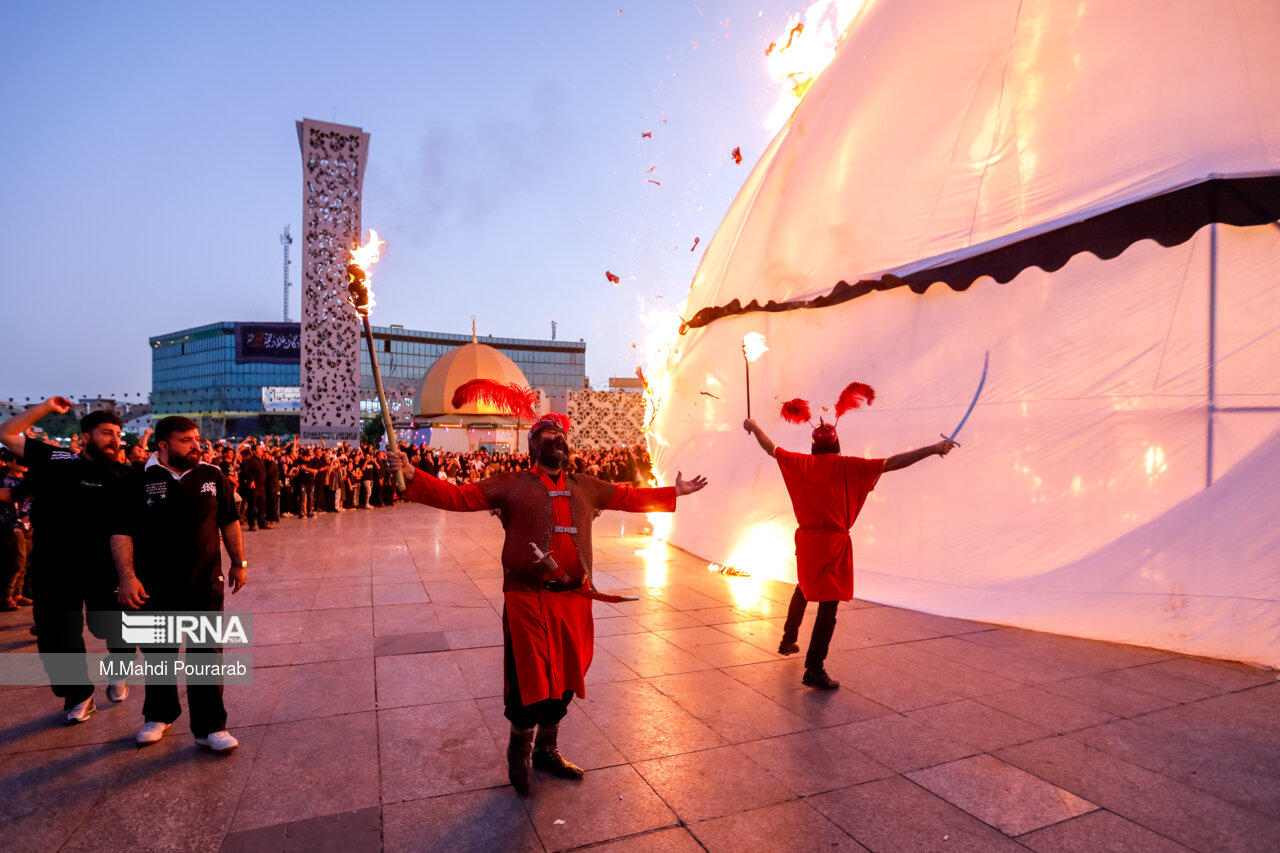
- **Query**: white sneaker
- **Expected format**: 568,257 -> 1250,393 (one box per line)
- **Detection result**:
64,697 -> 94,725
136,721 -> 171,745
107,682 -> 129,703
195,730 -> 239,752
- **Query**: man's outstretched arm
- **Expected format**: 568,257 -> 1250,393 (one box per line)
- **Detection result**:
883,440 -> 956,472
0,397 -> 72,457
387,450 -> 490,511
742,419 -> 776,458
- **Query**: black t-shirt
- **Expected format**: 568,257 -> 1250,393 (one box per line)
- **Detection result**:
115,459 -> 238,594
361,460 -> 379,482
21,439 -> 126,573
240,456 -> 266,488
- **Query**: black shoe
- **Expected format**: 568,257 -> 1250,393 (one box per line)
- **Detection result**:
802,668 -> 840,690
778,640 -> 800,655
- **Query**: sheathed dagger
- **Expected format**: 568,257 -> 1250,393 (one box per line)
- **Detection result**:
942,351 -> 989,446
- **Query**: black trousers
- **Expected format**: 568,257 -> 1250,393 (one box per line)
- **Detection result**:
297,481 -> 314,517
31,560 -> 134,708
782,584 -> 838,671
240,486 -> 265,529
141,586 -> 227,737
502,609 -> 573,729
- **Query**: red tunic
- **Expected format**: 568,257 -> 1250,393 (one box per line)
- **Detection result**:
775,448 -> 884,602
402,467 -> 675,704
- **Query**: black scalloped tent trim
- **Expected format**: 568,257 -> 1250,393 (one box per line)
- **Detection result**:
680,175 -> 1280,333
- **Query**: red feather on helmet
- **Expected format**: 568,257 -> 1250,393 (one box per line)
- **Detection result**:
835,382 -> 875,418
780,398 -> 812,425
451,379 -> 539,422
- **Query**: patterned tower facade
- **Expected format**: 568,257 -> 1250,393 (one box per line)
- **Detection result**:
296,119 -> 370,443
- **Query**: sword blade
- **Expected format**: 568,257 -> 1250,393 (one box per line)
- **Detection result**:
947,351 -> 989,442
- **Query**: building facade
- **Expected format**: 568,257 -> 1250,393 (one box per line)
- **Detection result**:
151,321 -> 586,438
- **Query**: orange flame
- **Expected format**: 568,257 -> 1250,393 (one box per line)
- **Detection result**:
347,229 -> 386,315
764,1 -> 865,132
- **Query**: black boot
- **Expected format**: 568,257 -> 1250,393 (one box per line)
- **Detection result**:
802,668 -> 840,690
532,723 -> 585,779
778,639 -> 800,655
507,725 -> 535,794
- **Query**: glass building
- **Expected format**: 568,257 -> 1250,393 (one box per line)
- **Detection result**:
151,322 -> 587,437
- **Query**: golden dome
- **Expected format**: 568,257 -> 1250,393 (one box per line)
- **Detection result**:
417,341 -> 533,419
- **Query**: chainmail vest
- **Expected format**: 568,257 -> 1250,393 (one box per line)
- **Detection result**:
477,471 -> 619,592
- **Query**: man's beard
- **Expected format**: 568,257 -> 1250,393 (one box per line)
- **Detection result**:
537,443 -> 569,470
168,450 -> 201,471
84,440 -> 120,465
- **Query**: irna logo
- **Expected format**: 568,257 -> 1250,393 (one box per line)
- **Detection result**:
120,611 -> 252,647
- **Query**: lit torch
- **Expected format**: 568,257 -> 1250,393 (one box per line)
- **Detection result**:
742,332 -> 768,419
345,229 -> 405,492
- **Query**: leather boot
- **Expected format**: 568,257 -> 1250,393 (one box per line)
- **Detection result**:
507,725 -> 535,794
532,723 -> 585,779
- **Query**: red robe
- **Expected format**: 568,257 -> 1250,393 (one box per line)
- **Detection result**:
775,448 -> 884,602
402,467 -> 675,705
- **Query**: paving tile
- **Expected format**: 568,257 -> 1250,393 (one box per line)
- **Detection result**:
714,618 -> 788,651
809,776 -> 1031,852
221,822 -> 287,853
383,788 -> 543,853
375,651 -> 470,709
629,609 -> 705,632
649,669 -> 811,743
843,606 -> 990,642
683,638 -> 782,668
690,800 -> 868,852
0,741 -> 136,853
433,601 -> 500,631
635,745 -> 794,822
652,625 -> 737,648
1140,657 -> 1275,693
301,606 -> 372,642
424,578 -> 486,603
974,685 -> 1119,733
961,628 -> 1175,678
373,602 -> 443,636
280,806 -> 382,853
1017,809 -> 1193,852
997,735 -> 1280,852
454,645 -> 504,698
833,713 -> 979,773
831,643 -> 1022,710
293,633 -> 376,664
908,635 -> 1081,684
474,697 -> 626,772
372,582 -> 430,606
272,657 -> 375,722
596,632 -> 712,679
63,726 -> 265,853
444,625 -> 503,649
253,611 -> 309,646
584,646 -> 643,686
582,827 -> 703,853
684,606 -> 770,625
522,763 -> 678,851
724,657 -> 896,727
905,698 -> 1052,752
379,700 -> 508,802
593,615 -> 647,637
311,581 -> 374,610
231,712 -> 380,831
1068,687 -> 1280,817
908,753 -> 1097,835
374,631 -> 450,657
575,680 -> 725,762
1038,671 -> 1181,718
224,664 -> 291,727
735,727 -> 894,796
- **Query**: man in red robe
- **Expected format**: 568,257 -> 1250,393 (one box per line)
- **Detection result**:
387,414 -> 707,794
743,417 -> 955,689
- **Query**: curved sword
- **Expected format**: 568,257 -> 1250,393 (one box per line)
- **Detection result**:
943,351 -> 989,446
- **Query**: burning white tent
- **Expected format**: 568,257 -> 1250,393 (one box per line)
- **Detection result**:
649,0 -> 1280,666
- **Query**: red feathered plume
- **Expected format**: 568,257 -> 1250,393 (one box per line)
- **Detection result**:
780,398 -> 812,425
534,412 -> 572,433
835,382 -> 875,418
451,379 -> 539,421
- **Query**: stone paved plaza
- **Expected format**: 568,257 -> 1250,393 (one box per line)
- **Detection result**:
1,502 -> 1277,852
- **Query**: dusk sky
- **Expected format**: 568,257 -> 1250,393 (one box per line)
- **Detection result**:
2,0 -> 827,402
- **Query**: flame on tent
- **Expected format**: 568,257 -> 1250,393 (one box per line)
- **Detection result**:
764,0 -> 866,132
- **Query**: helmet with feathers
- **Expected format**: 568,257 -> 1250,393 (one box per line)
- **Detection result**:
779,382 -> 875,454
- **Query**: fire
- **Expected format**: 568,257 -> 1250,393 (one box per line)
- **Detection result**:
742,332 -> 768,362
346,229 -> 387,316
764,0 -> 866,132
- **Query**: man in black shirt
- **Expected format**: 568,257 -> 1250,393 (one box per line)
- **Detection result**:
0,397 -> 135,723
237,445 -> 267,531
113,416 -> 247,752
263,448 -> 281,524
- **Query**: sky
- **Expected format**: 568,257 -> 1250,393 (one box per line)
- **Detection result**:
2,0 -> 815,403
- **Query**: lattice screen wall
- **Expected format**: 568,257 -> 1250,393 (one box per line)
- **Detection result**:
297,119 -> 369,443
567,390 -> 644,449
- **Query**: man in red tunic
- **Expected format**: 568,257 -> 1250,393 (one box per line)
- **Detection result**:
743,416 -> 955,689
387,414 -> 707,794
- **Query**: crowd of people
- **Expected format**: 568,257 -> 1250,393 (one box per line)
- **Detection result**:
0,416 -> 655,611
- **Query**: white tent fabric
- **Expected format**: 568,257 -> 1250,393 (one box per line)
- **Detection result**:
650,0 -> 1280,666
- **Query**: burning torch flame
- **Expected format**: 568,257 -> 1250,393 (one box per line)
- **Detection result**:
346,229 -> 386,317
742,332 -> 769,362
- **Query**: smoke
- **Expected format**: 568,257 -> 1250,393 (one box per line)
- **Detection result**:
367,81 -> 567,245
